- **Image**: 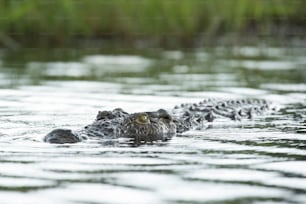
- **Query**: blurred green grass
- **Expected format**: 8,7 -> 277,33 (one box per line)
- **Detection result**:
0,0 -> 305,48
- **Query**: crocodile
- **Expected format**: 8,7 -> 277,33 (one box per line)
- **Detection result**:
44,98 -> 272,144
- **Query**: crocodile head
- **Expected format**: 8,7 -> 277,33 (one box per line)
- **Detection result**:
44,108 -> 176,144
119,109 -> 176,143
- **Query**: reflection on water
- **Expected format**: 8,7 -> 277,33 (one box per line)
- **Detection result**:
0,46 -> 306,203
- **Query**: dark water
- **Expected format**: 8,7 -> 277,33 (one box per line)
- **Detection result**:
0,46 -> 306,204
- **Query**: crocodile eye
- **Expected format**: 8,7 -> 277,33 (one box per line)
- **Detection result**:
135,113 -> 149,125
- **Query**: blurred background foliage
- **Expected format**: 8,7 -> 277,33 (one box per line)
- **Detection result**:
0,0 -> 305,49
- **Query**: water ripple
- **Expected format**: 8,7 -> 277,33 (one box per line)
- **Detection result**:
1,47 -> 306,203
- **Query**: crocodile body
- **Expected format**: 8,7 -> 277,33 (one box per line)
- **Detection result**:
44,98 -> 272,144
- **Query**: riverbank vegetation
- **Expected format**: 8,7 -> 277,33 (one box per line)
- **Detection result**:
0,0 -> 305,49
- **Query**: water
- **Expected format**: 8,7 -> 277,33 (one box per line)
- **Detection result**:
0,46 -> 306,204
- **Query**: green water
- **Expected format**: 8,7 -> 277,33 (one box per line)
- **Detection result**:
0,46 -> 306,204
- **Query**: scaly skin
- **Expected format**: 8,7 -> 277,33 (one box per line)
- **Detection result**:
44,98 -> 272,144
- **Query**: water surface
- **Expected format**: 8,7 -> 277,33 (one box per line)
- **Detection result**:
0,46 -> 306,204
